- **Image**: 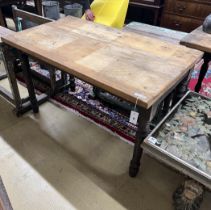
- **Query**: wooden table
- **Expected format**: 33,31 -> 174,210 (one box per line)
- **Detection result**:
124,22 -> 188,44
0,26 -> 15,103
0,0 -> 42,27
181,26 -> 211,92
0,25 -> 47,115
128,2 -> 164,26
2,17 -> 203,176
96,22 -> 188,109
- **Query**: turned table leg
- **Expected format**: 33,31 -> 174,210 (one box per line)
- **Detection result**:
2,44 -> 22,114
20,53 -> 39,113
195,53 -> 211,93
34,0 -> 43,16
129,107 -> 152,177
0,8 -> 6,27
172,71 -> 191,107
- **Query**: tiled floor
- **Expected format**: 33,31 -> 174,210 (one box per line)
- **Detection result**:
0,78 -> 211,210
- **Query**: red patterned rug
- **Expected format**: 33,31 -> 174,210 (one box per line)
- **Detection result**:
188,60 -> 211,98
18,60 -> 211,144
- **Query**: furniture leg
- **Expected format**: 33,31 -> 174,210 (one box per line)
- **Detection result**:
61,71 -> 67,85
0,8 -> 6,27
2,44 -> 22,112
34,0 -> 43,16
195,53 -> 210,93
129,107 -> 152,177
92,86 -> 101,98
153,9 -> 159,26
20,53 -> 39,113
48,67 -> 56,96
69,74 -> 75,92
172,72 -> 190,107
162,92 -> 173,116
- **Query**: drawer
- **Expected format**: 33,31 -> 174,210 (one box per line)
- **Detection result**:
174,1 -> 211,19
164,0 -> 211,19
160,13 -> 202,32
129,0 -> 164,5
163,0 -> 175,11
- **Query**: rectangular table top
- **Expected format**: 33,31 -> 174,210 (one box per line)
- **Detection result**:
181,26 -> 211,53
0,26 -> 13,43
2,17 -> 203,109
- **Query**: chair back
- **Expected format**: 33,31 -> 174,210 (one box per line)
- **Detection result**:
12,5 -> 53,31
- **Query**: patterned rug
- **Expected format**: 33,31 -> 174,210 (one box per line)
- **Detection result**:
18,60 -> 211,143
188,60 -> 211,98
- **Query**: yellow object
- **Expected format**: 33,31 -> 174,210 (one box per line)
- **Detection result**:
83,0 -> 129,28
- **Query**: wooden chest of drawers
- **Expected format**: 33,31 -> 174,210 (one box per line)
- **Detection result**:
130,0 -> 164,5
161,0 -> 211,32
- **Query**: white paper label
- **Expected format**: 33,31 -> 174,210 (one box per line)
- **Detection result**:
148,137 -> 157,144
129,111 -> 139,125
134,92 -> 147,100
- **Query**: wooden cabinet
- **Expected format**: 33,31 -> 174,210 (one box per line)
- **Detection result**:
128,0 -> 164,25
161,0 -> 211,32
130,0 -> 164,5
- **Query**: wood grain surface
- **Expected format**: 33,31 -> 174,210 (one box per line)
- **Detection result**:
0,27 -> 13,43
2,17 -> 203,108
181,26 -> 211,53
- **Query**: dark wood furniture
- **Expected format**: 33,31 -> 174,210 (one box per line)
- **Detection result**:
0,7 -> 73,115
0,0 -> 43,27
130,0 -> 164,5
12,5 -> 50,30
161,0 -> 211,32
0,9 -> 50,115
128,0 -> 164,25
2,16 -> 202,176
181,26 -> 211,92
0,26 -> 16,104
12,6 -> 75,95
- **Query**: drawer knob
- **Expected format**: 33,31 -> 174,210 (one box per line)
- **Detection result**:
174,21 -> 181,27
177,5 -> 186,12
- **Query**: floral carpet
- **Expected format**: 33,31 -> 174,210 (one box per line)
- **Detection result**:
18,61 -> 211,143
188,63 -> 211,98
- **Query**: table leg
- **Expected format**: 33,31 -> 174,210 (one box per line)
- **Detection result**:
195,53 -> 210,93
172,72 -> 190,107
153,9 -> 159,26
48,67 -> 56,96
162,92 -> 173,116
69,75 -> 75,92
129,107 -> 152,177
2,45 -> 22,113
34,0 -> 43,16
20,53 -> 39,113
0,8 -> 6,27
